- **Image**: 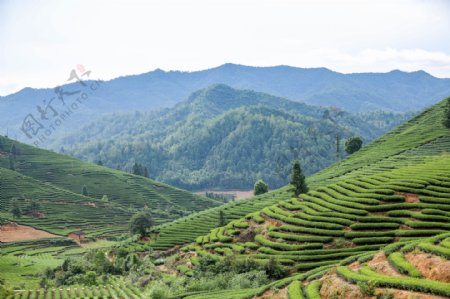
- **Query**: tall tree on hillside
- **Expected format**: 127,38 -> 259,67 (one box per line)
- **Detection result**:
444,98 -> 450,128
10,199 -> 21,218
290,160 -> 308,196
254,180 -> 269,195
129,211 -> 154,238
82,185 -> 88,196
345,137 -> 363,155
132,162 -> 149,178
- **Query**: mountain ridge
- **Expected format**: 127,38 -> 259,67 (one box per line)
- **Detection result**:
1,64 -> 449,144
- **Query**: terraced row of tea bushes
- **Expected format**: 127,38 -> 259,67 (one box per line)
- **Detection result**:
6,284 -> 142,299
182,157 -> 450,280
147,188 -> 293,250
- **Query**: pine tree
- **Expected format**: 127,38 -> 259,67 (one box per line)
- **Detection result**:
82,185 -> 88,196
290,160 -> 308,196
444,98 -> 450,128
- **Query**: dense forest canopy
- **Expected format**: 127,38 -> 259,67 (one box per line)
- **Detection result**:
54,85 -> 413,190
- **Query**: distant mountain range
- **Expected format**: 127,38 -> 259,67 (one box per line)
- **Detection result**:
54,84 -> 412,190
1,64 -> 449,145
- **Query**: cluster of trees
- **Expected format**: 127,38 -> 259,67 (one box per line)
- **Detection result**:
53,86 -> 408,191
10,199 -> 41,218
132,162 -> 149,178
253,160 -> 309,197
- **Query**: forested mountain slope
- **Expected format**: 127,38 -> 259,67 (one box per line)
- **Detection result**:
143,97 -> 450,255
55,85 -> 411,190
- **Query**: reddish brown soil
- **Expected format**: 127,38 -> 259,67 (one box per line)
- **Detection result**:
253,288 -> 287,299
0,223 -> 57,242
319,269 -> 447,299
374,288 -> 449,299
367,252 -> 403,277
406,251 -> 450,282
320,269 -> 364,298
348,261 -> 361,271
395,192 -> 420,203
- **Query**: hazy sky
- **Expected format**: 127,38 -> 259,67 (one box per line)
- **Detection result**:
1,0 -> 449,95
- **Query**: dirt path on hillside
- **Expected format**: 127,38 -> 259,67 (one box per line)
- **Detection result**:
0,223 -> 58,242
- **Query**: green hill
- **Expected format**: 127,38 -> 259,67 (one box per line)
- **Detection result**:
54,84 -> 411,190
308,98 -> 449,188
138,97 -> 450,252
159,97 -> 450,298
2,96 -> 449,298
0,135 -> 222,236
172,153 -> 450,298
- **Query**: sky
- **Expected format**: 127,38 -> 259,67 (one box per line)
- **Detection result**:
0,0 -> 449,96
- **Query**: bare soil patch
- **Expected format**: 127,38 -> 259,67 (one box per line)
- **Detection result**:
395,192 -> 420,203
0,223 -> 58,242
406,251 -> 450,282
318,267 -> 447,299
374,288 -> 448,299
367,252 -> 402,277
320,271 -> 363,298
254,287 -> 287,299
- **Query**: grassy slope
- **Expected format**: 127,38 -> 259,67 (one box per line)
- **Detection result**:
145,97 -> 450,251
0,135 -> 222,235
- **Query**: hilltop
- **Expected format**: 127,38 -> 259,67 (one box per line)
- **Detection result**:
54,84 -> 411,190
1,64 -> 449,144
